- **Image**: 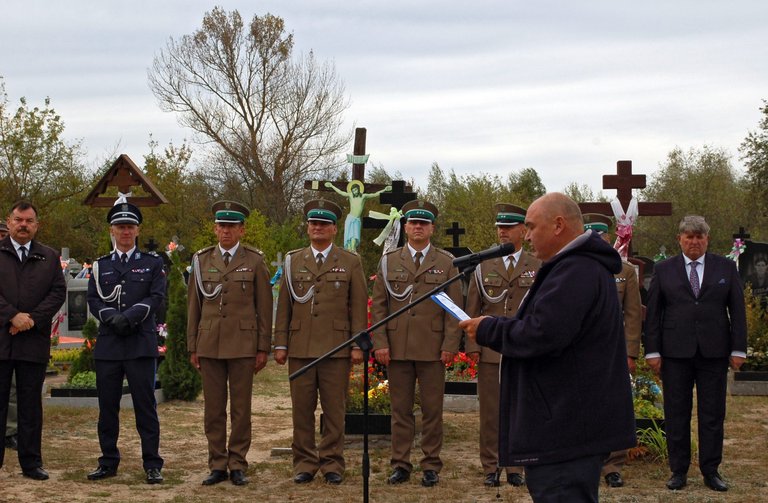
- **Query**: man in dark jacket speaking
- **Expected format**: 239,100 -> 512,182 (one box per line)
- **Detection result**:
460,193 -> 636,503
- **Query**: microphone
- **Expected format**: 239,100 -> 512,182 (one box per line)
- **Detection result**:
452,242 -> 516,270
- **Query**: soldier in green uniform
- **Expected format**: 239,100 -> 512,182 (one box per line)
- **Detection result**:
371,199 -> 463,487
187,201 -> 273,486
274,199 -> 368,485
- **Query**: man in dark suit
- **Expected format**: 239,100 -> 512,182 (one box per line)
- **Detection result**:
465,203 -> 541,488
187,200 -> 273,486
274,199 -> 368,485
0,201 -> 66,480
645,215 -> 746,492
460,193 -> 636,503
86,200 -> 166,484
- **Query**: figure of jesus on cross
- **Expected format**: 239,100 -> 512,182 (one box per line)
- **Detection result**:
324,180 -> 392,251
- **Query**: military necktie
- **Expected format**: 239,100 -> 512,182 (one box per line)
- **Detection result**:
414,251 -> 423,269
223,251 -> 231,266
121,253 -> 128,264
689,261 -> 700,298
507,255 -> 515,275
316,253 -> 324,267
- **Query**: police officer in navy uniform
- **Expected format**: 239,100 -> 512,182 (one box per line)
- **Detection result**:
86,200 -> 166,484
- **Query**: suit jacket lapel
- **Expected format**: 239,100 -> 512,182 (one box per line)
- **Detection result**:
318,245 -> 336,275
674,254 -> 696,297
402,247 -> 417,275
510,255 -> 527,281
416,247 -> 435,276
211,247 -> 228,273
488,257 -> 507,281
227,246 -> 246,273
113,251 -> 128,273
699,252 -> 717,296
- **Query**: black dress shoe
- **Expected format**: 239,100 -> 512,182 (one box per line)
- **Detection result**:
87,465 -> 117,481
605,472 -> 624,487
202,470 -> 228,486
229,469 -> 248,485
483,473 -> 500,487
703,473 -> 728,492
22,467 -> 49,481
666,473 -> 687,490
324,472 -> 342,485
5,434 -> 18,450
294,471 -> 314,484
421,470 -> 439,487
507,472 -> 525,487
387,467 -> 410,485
146,468 -> 163,484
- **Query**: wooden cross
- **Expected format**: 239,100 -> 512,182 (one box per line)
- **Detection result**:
303,128 -> 416,249
578,160 -> 673,256
144,238 -> 160,252
271,252 -> 285,271
579,160 -> 672,216
733,227 -> 751,241
304,128 -> 390,194
444,221 -> 471,258
446,222 -> 466,247
361,180 -> 417,249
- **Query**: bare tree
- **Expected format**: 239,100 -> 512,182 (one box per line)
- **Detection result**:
148,8 -> 350,223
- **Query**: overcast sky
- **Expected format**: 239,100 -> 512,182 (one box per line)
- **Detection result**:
2,1 -> 766,198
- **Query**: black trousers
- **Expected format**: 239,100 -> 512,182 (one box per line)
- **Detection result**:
661,353 -> 729,476
525,454 -> 604,503
0,360 -> 46,470
95,357 -> 163,470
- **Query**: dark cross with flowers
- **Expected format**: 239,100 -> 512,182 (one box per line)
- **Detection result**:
578,160 -> 672,256
733,227 -> 750,241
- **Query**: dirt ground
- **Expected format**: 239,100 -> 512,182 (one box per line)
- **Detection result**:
1,365 -> 767,503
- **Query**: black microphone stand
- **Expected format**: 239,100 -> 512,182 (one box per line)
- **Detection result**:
289,262 -> 479,503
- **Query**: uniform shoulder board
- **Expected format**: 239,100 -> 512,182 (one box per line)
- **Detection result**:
286,247 -> 305,256
195,245 -> 216,257
146,250 -> 160,257
243,244 -> 264,255
384,246 -> 403,256
435,248 -> 456,259
95,252 -> 112,261
337,247 -> 358,256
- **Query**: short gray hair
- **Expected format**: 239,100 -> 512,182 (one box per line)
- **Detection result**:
678,215 -> 710,235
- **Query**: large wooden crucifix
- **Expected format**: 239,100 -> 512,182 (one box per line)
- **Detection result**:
304,128 -> 393,195
304,127 -> 416,250
578,160 -> 672,256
